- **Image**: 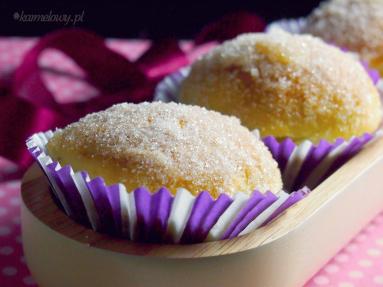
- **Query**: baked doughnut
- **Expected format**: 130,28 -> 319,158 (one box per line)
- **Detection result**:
46,102 -> 282,198
179,29 -> 382,142
304,0 -> 383,74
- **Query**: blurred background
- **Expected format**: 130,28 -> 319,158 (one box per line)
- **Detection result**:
0,0 -> 321,38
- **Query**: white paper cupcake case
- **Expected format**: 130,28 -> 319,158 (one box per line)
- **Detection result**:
27,120 -> 374,244
27,131 -> 314,244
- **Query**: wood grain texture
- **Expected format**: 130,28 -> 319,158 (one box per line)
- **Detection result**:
21,135 -> 383,258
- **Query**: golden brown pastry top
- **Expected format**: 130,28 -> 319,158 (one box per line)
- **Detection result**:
180,29 -> 382,142
47,102 -> 282,197
304,0 -> 383,61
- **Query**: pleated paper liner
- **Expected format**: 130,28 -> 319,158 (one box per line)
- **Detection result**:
26,120 -> 374,244
27,131 -> 310,244
263,134 -> 373,192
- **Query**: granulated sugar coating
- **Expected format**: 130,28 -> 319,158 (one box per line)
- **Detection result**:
46,102 -> 282,198
304,0 -> 383,64
179,29 -> 382,143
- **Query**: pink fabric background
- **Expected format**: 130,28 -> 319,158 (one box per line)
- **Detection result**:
1,38 -> 383,287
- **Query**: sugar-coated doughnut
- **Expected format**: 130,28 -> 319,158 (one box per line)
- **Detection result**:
47,102 -> 282,198
304,0 -> 383,74
179,29 -> 382,142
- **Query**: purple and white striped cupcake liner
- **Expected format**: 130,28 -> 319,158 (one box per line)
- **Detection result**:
27,131 -> 311,244
263,134 -> 373,192
27,122 -> 374,244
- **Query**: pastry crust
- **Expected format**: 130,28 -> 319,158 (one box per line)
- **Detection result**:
180,29 -> 382,142
47,102 -> 282,198
304,0 -> 383,73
